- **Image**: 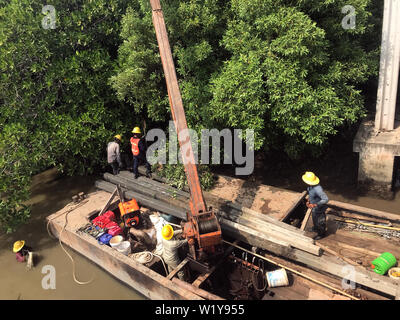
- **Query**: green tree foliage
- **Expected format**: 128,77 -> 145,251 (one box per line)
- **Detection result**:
112,0 -> 380,159
211,0 -> 379,157
0,0 -> 129,232
0,0 -> 382,232
110,0 -> 228,130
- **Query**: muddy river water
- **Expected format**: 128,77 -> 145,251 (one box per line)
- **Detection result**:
0,169 -> 145,300
0,166 -> 399,300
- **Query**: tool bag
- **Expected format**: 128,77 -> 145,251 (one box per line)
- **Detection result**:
98,233 -> 113,245
105,221 -> 123,236
102,210 -> 115,221
92,215 -> 111,229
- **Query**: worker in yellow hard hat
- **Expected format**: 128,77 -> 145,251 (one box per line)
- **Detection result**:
161,224 -> 188,280
302,172 -> 329,240
132,127 -> 141,135
161,224 -> 174,240
107,134 -> 123,175
130,126 -> 152,179
13,240 -> 32,263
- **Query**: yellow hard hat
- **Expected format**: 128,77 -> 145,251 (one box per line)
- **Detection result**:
13,240 -> 25,253
132,127 -> 141,134
161,224 -> 174,240
302,172 -> 320,186
114,134 -> 122,141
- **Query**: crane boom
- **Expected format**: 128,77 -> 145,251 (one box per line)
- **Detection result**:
149,0 -> 222,262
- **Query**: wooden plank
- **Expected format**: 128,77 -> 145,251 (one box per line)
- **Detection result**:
334,217 -> 400,231
219,210 -> 320,255
334,241 -> 381,258
219,217 -> 294,257
316,242 -> 359,266
119,171 -> 189,199
104,173 -> 188,207
95,180 -> 188,220
218,206 -> 313,243
326,208 -> 392,225
323,230 -> 400,257
279,191 -> 307,222
166,257 -> 189,280
328,200 -> 400,223
99,187 -> 118,215
300,208 -> 312,231
171,277 -> 224,300
226,202 -> 307,235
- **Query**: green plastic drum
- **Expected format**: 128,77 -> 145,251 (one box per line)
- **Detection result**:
371,252 -> 397,275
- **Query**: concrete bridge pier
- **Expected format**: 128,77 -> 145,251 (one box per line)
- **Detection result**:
353,0 -> 400,199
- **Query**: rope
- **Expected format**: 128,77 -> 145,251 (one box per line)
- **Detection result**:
132,251 -> 154,264
131,251 -> 169,276
47,199 -> 94,285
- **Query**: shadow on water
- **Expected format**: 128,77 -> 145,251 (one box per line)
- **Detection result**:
0,168 -> 146,300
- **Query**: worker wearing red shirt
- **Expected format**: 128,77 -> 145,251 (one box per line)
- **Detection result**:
130,127 -> 152,179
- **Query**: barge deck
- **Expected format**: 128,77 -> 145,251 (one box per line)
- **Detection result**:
46,171 -> 400,300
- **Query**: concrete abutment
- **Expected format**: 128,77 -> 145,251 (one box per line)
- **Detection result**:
353,0 -> 400,198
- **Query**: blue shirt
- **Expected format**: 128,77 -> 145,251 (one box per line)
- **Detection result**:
307,185 -> 329,209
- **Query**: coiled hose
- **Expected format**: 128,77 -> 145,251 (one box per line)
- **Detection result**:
131,251 -> 169,276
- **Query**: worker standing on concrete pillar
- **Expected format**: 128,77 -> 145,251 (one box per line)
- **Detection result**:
130,126 -> 152,179
161,224 -> 188,280
107,135 -> 123,175
302,172 -> 329,240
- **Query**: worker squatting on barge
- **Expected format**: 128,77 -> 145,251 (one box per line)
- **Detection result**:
302,172 -> 329,240
161,224 -> 188,280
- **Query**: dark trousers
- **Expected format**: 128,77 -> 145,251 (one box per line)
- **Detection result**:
121,153 -> 132,170
133,156 -> 151,176
110,161 -> 119,175
312,206 -> 327,235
